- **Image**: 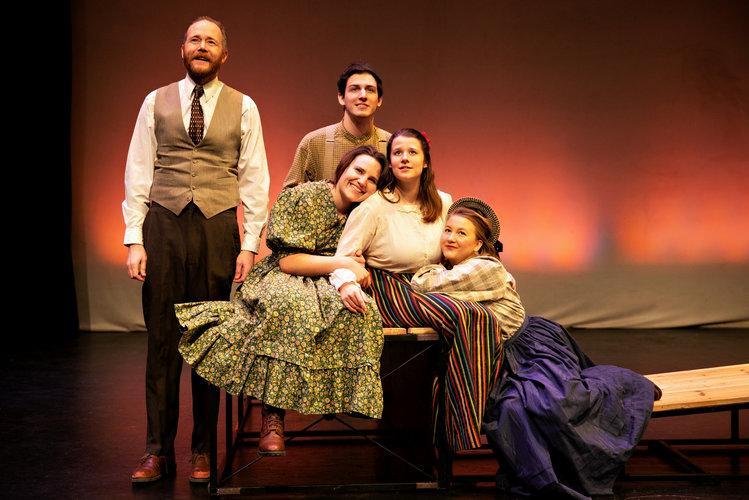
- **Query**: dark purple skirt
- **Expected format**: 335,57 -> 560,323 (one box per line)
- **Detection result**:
482,317 -> 654,498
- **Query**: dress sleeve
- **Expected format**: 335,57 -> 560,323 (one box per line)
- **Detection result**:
411,257 -> 507,295
266,184 -> 326,253
335,201 -> 376,257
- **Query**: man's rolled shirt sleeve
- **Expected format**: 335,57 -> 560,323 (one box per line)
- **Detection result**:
122,91 -> 157,246
237,96 -> 270,253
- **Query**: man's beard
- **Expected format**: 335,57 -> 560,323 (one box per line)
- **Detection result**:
183,55 -> 220,84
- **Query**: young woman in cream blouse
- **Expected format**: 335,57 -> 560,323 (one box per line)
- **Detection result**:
330,129 -> 506,452
333,127 -> 451,309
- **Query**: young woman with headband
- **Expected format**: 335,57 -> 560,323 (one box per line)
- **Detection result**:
411,197 -> 658,499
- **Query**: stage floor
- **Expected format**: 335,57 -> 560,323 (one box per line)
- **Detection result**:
3,328 -> 747,498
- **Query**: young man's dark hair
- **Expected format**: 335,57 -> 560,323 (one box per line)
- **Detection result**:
337,62 -> 384,98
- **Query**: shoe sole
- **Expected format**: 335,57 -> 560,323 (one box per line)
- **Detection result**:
189,475 -> 210,484
132,475 -> 162,484
257,449 -> 286,457
131,464 -> 176,484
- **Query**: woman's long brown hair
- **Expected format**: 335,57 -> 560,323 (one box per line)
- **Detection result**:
378,128 -> 443,223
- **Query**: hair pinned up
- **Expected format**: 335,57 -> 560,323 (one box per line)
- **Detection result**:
448,197 -> 503,255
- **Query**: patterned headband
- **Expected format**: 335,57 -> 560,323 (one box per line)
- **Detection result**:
447,197 -> 503,252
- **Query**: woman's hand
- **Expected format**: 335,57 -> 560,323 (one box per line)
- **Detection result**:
339,282 -> 370,314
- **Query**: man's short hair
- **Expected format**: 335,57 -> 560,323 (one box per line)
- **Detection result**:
337,62 -> 383,98
183,16 -> 229,52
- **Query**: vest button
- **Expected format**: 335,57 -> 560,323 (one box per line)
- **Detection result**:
192,172 -> 197,177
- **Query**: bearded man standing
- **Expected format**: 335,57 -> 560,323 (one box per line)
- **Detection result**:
122,16 -> 269,484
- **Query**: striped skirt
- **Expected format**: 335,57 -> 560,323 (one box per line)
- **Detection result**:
369,268 -> 503,451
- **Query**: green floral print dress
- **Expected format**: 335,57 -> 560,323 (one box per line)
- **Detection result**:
175,181 -> 384,417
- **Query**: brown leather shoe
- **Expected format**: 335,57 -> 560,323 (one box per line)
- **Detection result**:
189,452 -> 210,484
131,453 -> 175,483
258,404 -> 286,456
653,383 -> 663,401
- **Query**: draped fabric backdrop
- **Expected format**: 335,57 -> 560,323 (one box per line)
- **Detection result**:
71,0 -> 749,331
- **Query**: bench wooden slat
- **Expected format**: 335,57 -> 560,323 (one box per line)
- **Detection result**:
408,327 -> 437,335
653,378 -> 749,395
382,327 -> 438,336
653,388 -> 749,410
382,327 -> 407,335
652,373 -> 749,387
647,364 -> 748,383
651,379 -> 749,392
645,364 -> 749,413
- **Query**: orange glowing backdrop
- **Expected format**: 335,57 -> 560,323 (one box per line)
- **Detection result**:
71,1 -> 749,330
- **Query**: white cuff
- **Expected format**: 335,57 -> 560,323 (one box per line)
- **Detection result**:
330,268 -> 357,291
241,233 -> 261,253
123,227 -> 144,246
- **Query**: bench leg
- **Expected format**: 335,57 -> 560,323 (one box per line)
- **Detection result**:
208,394 -> 220,494
434,357 -> 453,488
436,444 -> 453,488
648,440 -> 707,475
731,408 -> 740,441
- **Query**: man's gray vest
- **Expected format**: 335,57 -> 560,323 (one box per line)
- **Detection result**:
150,82 -> 243,218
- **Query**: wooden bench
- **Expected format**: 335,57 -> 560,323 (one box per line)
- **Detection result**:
646,363 -> 749,415
208,327 -> 443,494
442,364 -> 749,485
208,336 -> 749,492
630,363 -> 749,480
382,327 -> 439,337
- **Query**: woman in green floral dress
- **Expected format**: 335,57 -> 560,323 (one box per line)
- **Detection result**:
175,145 -> 387,455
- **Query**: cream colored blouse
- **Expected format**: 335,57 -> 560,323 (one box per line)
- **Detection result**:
336,189 -> 453,273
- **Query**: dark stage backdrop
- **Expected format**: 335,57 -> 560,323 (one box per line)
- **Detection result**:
71,0 -> 749,331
